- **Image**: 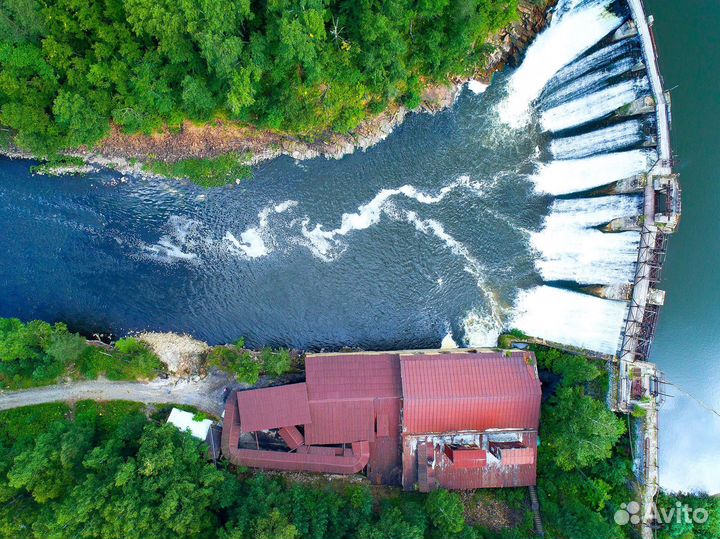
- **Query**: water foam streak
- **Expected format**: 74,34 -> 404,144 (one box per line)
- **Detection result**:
402,210 -> 503,346
300,177 -> 482,260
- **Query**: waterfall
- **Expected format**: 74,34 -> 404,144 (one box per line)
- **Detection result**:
543,38 -> 638,95
550,119 -> 645,159
540,56 -> 637,109
540,77 -> 649,132
494,0 -> 662,356
531,196 -> 642,284
530,149 -> 653,195
498,0 -> 626,128
511,285 -> 628,354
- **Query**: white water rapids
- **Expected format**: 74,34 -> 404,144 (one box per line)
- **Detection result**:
132,0 -> 660,356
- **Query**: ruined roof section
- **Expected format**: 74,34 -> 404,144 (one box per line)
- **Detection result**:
400,352 -> 541,434
303,353 -> 402,446
236,383 -> 311,432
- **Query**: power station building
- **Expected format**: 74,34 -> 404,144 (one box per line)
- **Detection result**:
221,350 -> 541,491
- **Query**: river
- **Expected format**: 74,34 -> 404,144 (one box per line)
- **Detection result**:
1,0 -> 712,492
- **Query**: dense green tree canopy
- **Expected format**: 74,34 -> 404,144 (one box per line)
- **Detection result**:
0,317 -> 162,388
542,386 -> 626,472
0,0 -> 518,155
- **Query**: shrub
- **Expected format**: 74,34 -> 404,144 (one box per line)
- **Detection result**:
206,347 -> 261,385
425,489 -> 466,535
0,318 -> 86,388
259,348 -> 292,377
552,354 -> 600,386
109,337 -> 163,380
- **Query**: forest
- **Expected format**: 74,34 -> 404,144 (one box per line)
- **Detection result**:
5,321 -> 706,538
0,0 -> 518,157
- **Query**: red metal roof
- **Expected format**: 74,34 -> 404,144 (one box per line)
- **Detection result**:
236,383 -> 311,432
305,354 -> 402,400
446,447 -> 488,469
304,399 -> 375,445
278,426 -> 304,450
301,353 -> 402,445
400,353 -> 541,434
403,431 -> 538,491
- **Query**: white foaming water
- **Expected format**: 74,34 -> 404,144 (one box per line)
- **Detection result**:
511,285 -> 629,354
300,177 -> 482,260
498,0 -> 624,128
141,215 -> 199,262
543,38 -> 636,94
441,331 -> 459,349
541,57 -> 636,109
531,196 -> 642,284
463,309 -> 504,348
541,77 -> 649,132
225,200 -> 298,259
550,119 -> 645,159
468,80 -> 489,94
402,210 -> 504,346
530,149 -> 653,195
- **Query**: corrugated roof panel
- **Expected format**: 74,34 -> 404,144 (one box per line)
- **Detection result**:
400,353 -> 541,434
236,383 -> 311,432
305,354 -> 401,400
304,399 -> 375,445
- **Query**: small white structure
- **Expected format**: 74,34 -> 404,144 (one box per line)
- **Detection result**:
166,408 -> 212,440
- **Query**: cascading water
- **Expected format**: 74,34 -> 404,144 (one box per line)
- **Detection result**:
0,0 -> 661,357
511,286 -> 629,354
540,77 -> 650,132
541,38 -> 638,95
550,119 -> 646,159
540,55 -> 637,109
529,149 -> 653,195
531,196 -> 642,284
499,0 -> 659,353
498,0 -> 627,127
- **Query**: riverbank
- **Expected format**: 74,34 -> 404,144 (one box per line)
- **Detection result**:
0,1 -> 552,183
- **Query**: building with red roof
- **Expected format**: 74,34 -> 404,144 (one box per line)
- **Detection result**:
221,350 -> 541,491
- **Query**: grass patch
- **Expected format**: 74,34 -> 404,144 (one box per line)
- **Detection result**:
73,400 -> 146,437
30,155 -> 87,174
497,328 -> 528,349
206,345 -> 295,384
149,403 -> 214,423
144,152 -> 252,187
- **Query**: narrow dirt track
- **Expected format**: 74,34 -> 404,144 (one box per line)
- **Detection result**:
0,372 -> 237,415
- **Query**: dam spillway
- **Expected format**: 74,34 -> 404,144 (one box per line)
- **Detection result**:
505,0 -> 679,358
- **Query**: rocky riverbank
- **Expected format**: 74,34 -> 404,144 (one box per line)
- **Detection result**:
1,0 -> 553,178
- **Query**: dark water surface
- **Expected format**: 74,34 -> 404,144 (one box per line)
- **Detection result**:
645,0 -> 720,493
0,75 -> 545,350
